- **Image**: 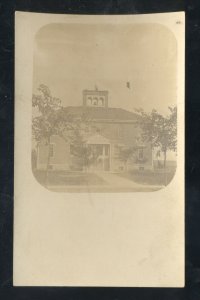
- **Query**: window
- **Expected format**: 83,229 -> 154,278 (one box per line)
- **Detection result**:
138,148 -> 144,160
49,144 -> 54,157
118,125 -> 123,138
99,97 -> 104,106
70,144 -> 75,155
91,125 -> 100,134
93,97 -> 98,106
114,144 -> 121,156
87,97 -> 92,106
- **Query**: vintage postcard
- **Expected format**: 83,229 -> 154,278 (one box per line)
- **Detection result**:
14,12 -> 185,286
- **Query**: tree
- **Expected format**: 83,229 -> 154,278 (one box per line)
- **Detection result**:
134,108 -> 162,149
135,106 -> 177,169
32,85 -> 99,180
154,106 -> 177,168
31,148 -> 37,170
155,149 -> 162,169
32,84 -> 77,185
70,130 -> 101,172
118,146 -> 137,171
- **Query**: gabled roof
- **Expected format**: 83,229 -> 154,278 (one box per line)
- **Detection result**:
63,106 -> 139,122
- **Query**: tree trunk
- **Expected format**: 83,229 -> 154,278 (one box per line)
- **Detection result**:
163,150 -> 167,168
163,150 -> 167,186
45,138 -> 51,187
157,159 -> 159,168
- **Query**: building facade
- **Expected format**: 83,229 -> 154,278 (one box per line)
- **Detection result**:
36,89 -> 153,172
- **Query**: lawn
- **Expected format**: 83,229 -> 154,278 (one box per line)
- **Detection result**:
33,170 -> 107,186
118,167 -> 176,186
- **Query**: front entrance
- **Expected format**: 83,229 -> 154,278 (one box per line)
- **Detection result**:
88,144 -> 110,171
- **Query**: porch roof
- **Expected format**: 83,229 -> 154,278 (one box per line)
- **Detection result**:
86,133 -> 110,145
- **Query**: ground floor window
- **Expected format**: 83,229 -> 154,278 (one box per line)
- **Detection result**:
114,144 -> 122,156
138,148 -> 144,160
49,144 -> 54,157
70,144 -> 75,155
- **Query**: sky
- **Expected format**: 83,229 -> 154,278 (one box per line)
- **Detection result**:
33,22 -> 177,116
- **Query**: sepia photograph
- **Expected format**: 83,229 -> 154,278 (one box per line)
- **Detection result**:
32,22 -> 177,192
14,12 -> 184,287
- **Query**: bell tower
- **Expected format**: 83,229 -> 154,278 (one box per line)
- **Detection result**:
83,88 -> 108,108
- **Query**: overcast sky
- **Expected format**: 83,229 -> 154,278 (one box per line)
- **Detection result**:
33,22 -> 177,116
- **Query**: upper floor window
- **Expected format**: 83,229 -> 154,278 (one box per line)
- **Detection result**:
87,97 -> 92,106
99,97 -> 104,106
93,97 -> 98,106
118,125 -> 124,138
83,89 -> 108,108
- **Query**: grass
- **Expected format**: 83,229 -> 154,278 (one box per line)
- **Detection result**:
119,167 -> 176,186
33,169 -> 107,186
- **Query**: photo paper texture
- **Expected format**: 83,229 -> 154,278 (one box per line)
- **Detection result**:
14,12 -> 185,286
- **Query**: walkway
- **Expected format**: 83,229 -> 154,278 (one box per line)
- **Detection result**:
96,172 -> 142,188
95,172 -> 162,191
